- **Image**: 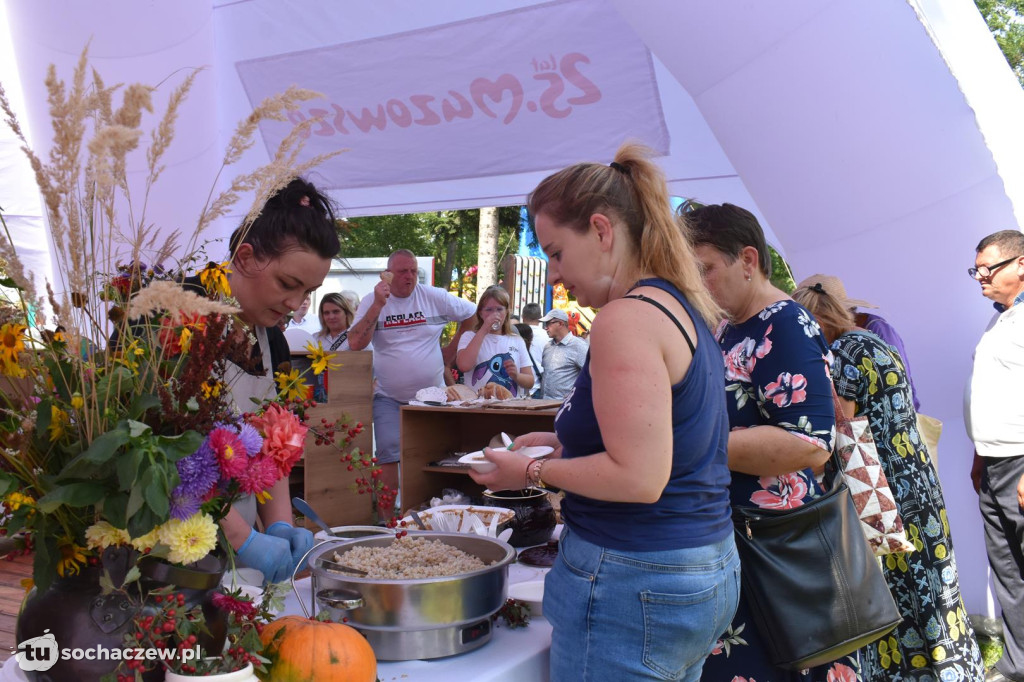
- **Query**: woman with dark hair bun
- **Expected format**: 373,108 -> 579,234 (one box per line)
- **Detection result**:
469,144 -> 738,681
212,177 -> 340,584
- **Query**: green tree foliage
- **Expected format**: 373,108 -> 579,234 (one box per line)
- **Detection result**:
337,207 -> 521,292
976,0 -> 1024,86
769,245 -> 797,294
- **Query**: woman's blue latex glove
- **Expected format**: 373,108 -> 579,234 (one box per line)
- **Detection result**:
236,528 -> 293,584
265,521 -> 315,572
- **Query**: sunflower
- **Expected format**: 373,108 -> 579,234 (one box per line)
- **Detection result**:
0,322 -> 26,365
56,541 -> 88,577
199,261 -> 232,298
274,368 -> 309,402
304,340 -> 342,375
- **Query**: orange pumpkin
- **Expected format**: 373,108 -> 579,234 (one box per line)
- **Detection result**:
259,615 -> 376,682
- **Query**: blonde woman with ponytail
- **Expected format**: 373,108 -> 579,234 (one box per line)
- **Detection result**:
469,143 -> 739,682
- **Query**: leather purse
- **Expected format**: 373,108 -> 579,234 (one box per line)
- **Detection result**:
732,457 -> 902,670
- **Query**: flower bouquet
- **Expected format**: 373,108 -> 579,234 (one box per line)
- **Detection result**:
0,46 -> 374,678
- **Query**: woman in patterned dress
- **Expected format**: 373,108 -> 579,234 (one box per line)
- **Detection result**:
687,203 -> 861,682
793,281 -> 984,682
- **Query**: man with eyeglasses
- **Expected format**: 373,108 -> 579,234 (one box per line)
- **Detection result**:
966,229 -> 1024,682
348,249 -> 477,506
539,309 -> 588,400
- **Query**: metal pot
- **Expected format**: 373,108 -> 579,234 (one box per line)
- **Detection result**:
308,532 -> 515,660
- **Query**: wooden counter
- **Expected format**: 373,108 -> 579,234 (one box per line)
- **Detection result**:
399,403 -> 559,512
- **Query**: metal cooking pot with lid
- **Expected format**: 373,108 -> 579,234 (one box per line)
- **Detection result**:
306,532 -> 516,660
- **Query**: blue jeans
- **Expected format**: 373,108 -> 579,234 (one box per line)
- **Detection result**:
544,527 -> 740,682
372,394 -> 403,464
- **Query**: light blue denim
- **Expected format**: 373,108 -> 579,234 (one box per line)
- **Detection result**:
372,394 -> 403,464
544,527 -> 740,682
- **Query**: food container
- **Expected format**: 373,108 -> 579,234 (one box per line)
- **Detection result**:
312,524 -> 395,543
308,532 -> 515,660
482,488 -> 557,547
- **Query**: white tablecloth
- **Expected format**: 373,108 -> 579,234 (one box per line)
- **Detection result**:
3,548 -> 554,682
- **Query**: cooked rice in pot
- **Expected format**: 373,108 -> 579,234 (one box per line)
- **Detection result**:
334,536 -> 490,579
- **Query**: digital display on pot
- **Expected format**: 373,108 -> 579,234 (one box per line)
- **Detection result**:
460,619 -> 491,645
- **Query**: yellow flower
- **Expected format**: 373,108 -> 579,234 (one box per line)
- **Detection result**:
305,341 -> 342,375
199,261 -> 232,298
85,521 -> 131,550
885,372 -> 898,386
48,405 -> 70,442
114,339 -> 145,372
131,527 -> 161,553
4,492 -> 35,512
200,379 -> 223,399
56,541 -> 88,577
19,577 -> 34,593
935,543 -> 947,559
911,655 -> 928,668
159,513 -> 217,565
275,368 -> 309,402
0,322 -> 27,364
0,354 -> 26,378
70,393 -> 84,410
932,646 -> 946,662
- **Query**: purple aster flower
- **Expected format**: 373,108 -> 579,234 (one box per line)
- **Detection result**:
169,488 -> 201,520
175,442 -> 220,499
236,422 -> 263,457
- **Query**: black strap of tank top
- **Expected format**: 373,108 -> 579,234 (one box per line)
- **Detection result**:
623,294 -> 696,354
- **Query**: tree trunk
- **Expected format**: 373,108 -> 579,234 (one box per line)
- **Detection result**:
476,207 -> 499,299
438,234 -> 458,291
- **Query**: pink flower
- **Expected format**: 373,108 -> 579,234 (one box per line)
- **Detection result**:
208,428 -> 247,478
237,456 -> 279,497
711,640 -> 724,656
749,472 -> 808,509
827,663 -> 857,682
249,403 -> 307,478
730,678 -> 755,682
763,372 -> 808,407
723,338 -> 757,382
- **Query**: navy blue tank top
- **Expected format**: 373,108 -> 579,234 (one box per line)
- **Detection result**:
554,278 -> 732,551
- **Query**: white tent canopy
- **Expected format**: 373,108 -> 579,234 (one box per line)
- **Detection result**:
3,0 -> 1023,614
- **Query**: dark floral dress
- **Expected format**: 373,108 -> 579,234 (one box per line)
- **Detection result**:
701,300 -> 861,682
831,330 -> 984,682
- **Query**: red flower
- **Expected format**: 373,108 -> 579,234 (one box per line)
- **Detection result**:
208,428 -> 248,478
763,372 -> 808,408
211,592 -> 257,619
249,403 -> 307,478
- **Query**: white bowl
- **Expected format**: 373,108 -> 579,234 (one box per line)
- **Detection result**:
508,580 -> 545,616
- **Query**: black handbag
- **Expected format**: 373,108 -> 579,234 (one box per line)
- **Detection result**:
732,464 -> 902,670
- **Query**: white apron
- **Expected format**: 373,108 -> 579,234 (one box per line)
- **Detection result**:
223,326 -> 276,527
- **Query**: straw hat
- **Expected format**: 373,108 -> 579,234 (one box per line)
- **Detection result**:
794,273 -> 877,309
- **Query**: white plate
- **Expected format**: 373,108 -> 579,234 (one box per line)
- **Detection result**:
508,580 -> 545,616
458,445 -> 554,471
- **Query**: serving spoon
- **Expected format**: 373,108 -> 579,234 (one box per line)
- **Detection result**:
292,496 -> 336,537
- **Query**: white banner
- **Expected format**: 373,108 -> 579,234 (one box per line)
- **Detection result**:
234,0 -> 668,189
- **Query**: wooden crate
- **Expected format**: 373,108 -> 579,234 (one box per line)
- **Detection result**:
300,350 -> 375,528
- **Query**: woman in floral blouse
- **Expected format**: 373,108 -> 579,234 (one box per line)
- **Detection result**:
686,204 -> 859,682
793,281 -> 984,682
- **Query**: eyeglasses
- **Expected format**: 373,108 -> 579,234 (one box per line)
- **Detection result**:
968,256 -> 1020,280
481,306 -> 506,313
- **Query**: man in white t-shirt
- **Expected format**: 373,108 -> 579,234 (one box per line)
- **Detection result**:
965,230 -> 1024,682
348,250 -> 477,505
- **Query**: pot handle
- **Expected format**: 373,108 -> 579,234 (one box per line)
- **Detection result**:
317,588 -> 364,611
291,538 -> 357,619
